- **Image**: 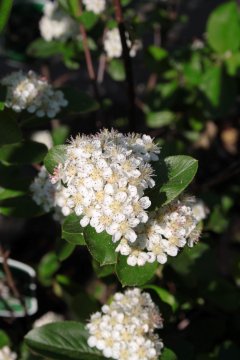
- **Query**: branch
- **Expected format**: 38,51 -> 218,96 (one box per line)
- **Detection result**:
113,0 -> 136,131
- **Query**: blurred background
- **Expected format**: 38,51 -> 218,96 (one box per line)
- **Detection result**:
0,0 -> 240,359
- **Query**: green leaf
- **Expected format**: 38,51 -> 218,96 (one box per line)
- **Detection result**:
58,0 -> 79,17
92,260 -> 115,278
0,163 -> 34,191
25,321 -> 107,360
62,214 -> 86,245
52,126 -> 70,146
0,85 -> 6,110
84,227 -> 118,266
0,330 -> 10,349
115,255 -> 157,286
77,11 -> 98,30
0,187 -> 24,201
56,240 -> 75,262
161,348 -> 178,360
44,145 -> 67,175
0,0 -> 13,33
38,252 -> 60,286
107,59 -> 126,81
148,45 -> 168,61
0,141 -> 48,165
61,88 -> 99,114
0,114 -> 22,146
147,155 -> 198,208
143,285 -> 178,312
0,195 -> 43,217
146,111 -> 175,128
207,1 -> 240,54
27,39 -> 64,58
200,66 -> 222,108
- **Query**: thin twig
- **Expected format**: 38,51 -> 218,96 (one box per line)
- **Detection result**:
78,0 -> 104,128
113,0 -> 136,131
0,246 -> 28,317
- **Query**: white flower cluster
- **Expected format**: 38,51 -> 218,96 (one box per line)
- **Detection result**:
1,70 -> 68,118
30,166 -> 66,222
116,197 -> 207,266
87,288 -> 163,360
0,347 -> 17,360
33,311 -> 64,328
51,130 -> 160,242
39,0 -> 78,42
83,0 -> 106,14
104,28 -> 141,58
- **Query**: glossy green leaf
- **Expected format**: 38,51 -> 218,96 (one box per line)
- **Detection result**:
44,145 -> 67,175
25,321 -> 107,360
0,141 -> 48,165
84,227 -> 118,266
107,59 -> 126,81
38,252 -> 60,286
147,155 -> 198,208
0,0 -> 13,33
77,11 -> 98,30
56,240 -> 75,262
62,214 -> 86,245
207,1 -> 240,54
143,285 -> 178,312
115,255 -> 157,286
92,260 -> 115,278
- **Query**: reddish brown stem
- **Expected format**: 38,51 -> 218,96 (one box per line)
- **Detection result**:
113,0 -> 136,131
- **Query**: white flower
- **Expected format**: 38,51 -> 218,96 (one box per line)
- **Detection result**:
30,166 -> 70,222
52,129 -> 160,242
86,288 -> 164,360
33,311 -> 63,328
39,1 -> 78,42
31,130 -> 53,149
82,0 -> 106,14
116,197 -> 207,266
0,347 -> 17,360
1,70 -> 68,118
104,28 -> 141,59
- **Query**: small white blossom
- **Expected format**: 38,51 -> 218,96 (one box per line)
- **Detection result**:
86,288 -> 164,360
30,166 -> 69,222
116,197 -> 207,266
1,70 -> 68,118
33,311 -> 64,328
39,0 -> 78,42
82,0 -> 106,14
104,28 -> 141,59
52,129 -> 160,241
0,347 -> 17,360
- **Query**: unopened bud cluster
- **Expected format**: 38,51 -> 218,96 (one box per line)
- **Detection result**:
1,70 -> 68,118
0,347 -> 17,360
104,28 -> 141,58
116,197 -> 207,266
30,166 -> 66,222
87,288 -> 163,360
39,0 -> 78,42
51,129 -> 160,242
83,0 -> 106,14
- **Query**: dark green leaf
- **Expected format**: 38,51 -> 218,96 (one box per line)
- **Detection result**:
25,321 -> 107,360
0,141 -> 48,165
0,114 -> 22,146
27,39 -> 64,58
143,285 -> 178,312
0,0 -> 13,33
61,88 -> 99,114
161,348 -> 178,360
0,195 -> 42,217
116,255 -> 157,286
38,252 -> 60,286
147,155 -> 198,208
84,227 -> 118,266
56,240 -> 76,262
62,214 -> 86,245
207,1 -> 240,53
44,145 -> 67,175
77,11 -> 98,30
52,126 -> 70,146
92,260 -> 115,278
0,330 -> 10,348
